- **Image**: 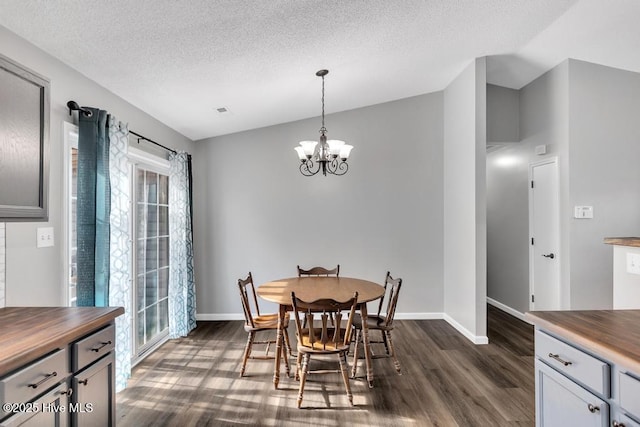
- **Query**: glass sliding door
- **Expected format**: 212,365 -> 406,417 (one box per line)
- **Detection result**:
135,166 -> 170,355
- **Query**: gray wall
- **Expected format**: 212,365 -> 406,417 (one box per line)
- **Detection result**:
0,25 -> 194,306
486,59 -> 640,313
443,57 -> 487,341
568,59 -> 640,309
192,93 -> 445,317
487,84 -> 519,144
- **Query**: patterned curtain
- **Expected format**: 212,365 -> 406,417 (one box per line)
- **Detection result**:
77,108 -> 110,307
168,152 -> 196,338
107,117 -> 132,392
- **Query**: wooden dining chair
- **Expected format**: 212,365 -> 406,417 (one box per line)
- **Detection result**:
297,264 -> 340,277
237,272 -> 291,377
291,291 -> 358,408
351,271 -> 402,378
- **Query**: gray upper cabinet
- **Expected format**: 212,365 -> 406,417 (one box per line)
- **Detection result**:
0,54 -> 50,221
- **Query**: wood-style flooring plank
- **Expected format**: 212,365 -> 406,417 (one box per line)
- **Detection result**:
116,306 -> 534,426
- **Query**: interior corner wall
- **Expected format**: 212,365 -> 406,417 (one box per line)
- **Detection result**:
567,59 -> 640,309
443,57 -> 487,341
0,26 -> 194,306
487,62 -> 570,313
191,93 -> 444,318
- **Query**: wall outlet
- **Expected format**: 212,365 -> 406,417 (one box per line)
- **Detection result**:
627,252 -> 640,275
36,227 -> 54,248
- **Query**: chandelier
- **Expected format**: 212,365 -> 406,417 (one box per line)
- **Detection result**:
294,69 -> 353,176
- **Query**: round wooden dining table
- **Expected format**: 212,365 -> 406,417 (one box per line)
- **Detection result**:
257,276 -> 385,389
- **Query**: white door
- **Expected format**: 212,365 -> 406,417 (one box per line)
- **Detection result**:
529,159 -> 560,310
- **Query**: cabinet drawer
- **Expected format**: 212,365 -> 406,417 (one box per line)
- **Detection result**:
0,382 -> 70,426
0,348 -> 67,406
73,324 -> 115,372
535,330 -> 610,397
620,372 -> 640,420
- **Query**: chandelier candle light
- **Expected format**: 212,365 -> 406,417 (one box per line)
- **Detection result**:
294,69 -> 353,176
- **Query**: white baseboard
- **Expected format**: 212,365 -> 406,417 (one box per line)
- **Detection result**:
196,312 -> 444,321
196,311 -> 489,345
486,297 -> 531,324
443,313 -> 489,345
196,313 -> 244,321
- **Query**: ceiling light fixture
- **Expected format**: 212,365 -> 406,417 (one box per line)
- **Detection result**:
294,69 -> 353,176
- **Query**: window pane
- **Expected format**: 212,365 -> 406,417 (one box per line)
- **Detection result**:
146,304 -> 158,342
137,169 -> 145,203
158,267 -> 169,299
136,239 -> 145,273
159,206 -> 168,236
136,203 -> 146,239
137,274 -> 145,312
145,271 -> 158,307
137,311 -> 145,347
158,299 -> 168,332
146,204 -> 157,238
146,238 -> 157,271
159,237 -> 169,268
146,171 -> 157,204
159,175 -> 169,205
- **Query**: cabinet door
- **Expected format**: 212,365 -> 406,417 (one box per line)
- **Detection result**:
0,382 -> 70,427
536,360 -> 608,427
71,353 -> 115,427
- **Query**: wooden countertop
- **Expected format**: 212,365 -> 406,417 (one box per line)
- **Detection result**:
525,310 -> 640,374
604,237 -> 640,247
0,306 -> 124,376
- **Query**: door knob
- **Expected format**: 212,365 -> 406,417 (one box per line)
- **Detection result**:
542,253 -> 555,259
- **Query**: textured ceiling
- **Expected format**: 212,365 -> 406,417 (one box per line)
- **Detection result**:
0,0 -> 638,141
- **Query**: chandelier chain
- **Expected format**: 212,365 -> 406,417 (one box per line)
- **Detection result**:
321,74 -> 325,131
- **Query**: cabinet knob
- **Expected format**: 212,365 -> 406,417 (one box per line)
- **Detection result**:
612,421 -> 626,427
78,379 -> 89,386
587,404 -> 600,413
61,388 -> 73,397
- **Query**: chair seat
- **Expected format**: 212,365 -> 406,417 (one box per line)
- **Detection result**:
245,312 -> 290,331
352,314 -> 390,330
297,328 -> 351,353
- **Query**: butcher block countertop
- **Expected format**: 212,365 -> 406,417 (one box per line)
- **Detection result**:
604,237 -> 640,247
0,306 -> 124,377
525,310 -> 640,374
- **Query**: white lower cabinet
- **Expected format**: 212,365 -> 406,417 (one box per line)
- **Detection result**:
535,329 -> 640,427
537,360 -> 608,426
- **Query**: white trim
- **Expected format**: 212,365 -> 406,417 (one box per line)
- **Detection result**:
128,146 -> 170,171
196,311 -> 489,345
443,314 -> 489,345
486,297 -> 532,324
62,121 -> 78,306
198,312 -> 443,321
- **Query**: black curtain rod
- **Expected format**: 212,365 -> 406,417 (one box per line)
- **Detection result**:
67,100 -> 180,155
129,130 -> 177,154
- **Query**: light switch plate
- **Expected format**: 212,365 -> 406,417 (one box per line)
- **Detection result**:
574,206 -> 594,219
36,227 -> 54,248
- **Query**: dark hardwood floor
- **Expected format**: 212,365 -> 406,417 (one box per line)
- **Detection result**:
116,305 -> 534,426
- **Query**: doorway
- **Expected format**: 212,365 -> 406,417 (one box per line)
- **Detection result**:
529,158 -> 560,310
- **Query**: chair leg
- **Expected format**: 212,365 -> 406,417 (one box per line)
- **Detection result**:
283,326 -> 293,358
381,329 -> 390,355
351,328 -> 361,378
339,352 -> 353,406
240,331 -> 254,377
295,352 -> 302,381
297,353 -> 311,408
385,330 -> 401,374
